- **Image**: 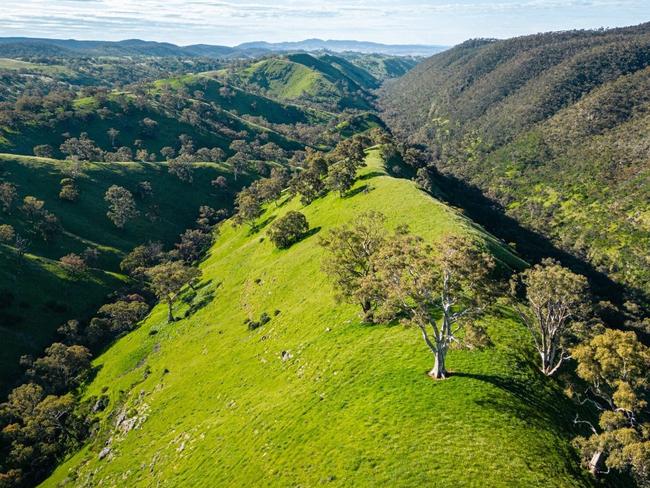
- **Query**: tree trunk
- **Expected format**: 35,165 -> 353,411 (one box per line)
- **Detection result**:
429,347 -> 447,379
361,299 -> 374,322
167,298 -> 174,323
588,450 -> 603,475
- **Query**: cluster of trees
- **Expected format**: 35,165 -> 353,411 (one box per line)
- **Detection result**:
320,210 -> 650,483
0,182 -> 64,258
0,198 -> 222,485
0,56 -> 223,104
232,135 -> 371,231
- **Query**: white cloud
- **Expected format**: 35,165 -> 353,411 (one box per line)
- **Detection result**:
0,0 -> 647,45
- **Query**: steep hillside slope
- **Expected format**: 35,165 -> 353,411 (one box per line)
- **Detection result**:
380,23 -> 650,305
0,154 -> 248,392
45,150 -> 593,487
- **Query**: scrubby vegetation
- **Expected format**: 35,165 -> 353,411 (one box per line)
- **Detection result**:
380,23 -> 650,312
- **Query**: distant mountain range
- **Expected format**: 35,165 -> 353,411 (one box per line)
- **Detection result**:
236,39 -> 447,56
0,37 -> 447,58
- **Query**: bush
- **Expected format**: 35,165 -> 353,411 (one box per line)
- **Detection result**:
0,224 -> 15,243
268,211 -> 309,249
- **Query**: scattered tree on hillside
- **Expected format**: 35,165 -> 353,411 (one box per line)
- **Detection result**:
196,205 -> 227,231
228,152 -> 248,181
146,261 -> 200,322
333,137 -> 366,168
97,296 -> 149,334
139,117 -> 159,138
59,178 -> 79,202
325,160 -> 357,197
21,196 -> 44,222
510,259 -> 590,376
136,148 -> 151,162
37,211 -> 62,241
23,343 -> 92,394
175,228 -> 213,262
120,241 -> 164,279
135,181 -> 153,200
0,224 -> 15,243
104,185 -> 138,229
572,329 -> 650,481
234,187 -> 263,229
160,146 -> 176,160
367,232 -> 496,378
268,211 -> 309,249
33,144 -> 53,158
59,133 -> 102,161
320,211 -> 386,320
59,253 -> 87,277
168,154 -> 194,183
14,235 -> 29,262
212,175 -> 228,189
289,169 -> 325,205
0,182 -> 17,213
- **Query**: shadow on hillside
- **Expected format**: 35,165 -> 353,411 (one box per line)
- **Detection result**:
424,171 -> 649,328
454,370 -> 572,427
300,226 -> 322,242
453,370 -> 595,484
250,215 -> 276,234
345,184 -> 372,199
358,171 -> 384,181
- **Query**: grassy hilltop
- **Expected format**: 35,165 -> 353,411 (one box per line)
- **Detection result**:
0,154 -> 250,393
45,149 -> 594,487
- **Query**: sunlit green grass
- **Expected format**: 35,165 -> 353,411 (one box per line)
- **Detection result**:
44,149 -> 592,487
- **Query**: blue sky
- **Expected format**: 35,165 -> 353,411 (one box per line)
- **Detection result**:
0,0 -> 648,46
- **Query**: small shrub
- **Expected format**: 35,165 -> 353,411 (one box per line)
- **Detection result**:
268,211 -> 309,249
0,224 -> 15,243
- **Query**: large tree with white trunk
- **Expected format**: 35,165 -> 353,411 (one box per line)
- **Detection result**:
366,231 -> 496,379
510,259 -> 589,376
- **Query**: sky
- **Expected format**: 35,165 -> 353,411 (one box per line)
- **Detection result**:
0,0 -> 648,46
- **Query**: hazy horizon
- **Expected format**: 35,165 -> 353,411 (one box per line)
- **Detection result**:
0,0 -> 648,47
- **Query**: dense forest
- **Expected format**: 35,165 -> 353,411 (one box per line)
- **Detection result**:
380,23 -> 650,314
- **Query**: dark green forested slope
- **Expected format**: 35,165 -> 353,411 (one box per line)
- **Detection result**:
380,23 -> 650,306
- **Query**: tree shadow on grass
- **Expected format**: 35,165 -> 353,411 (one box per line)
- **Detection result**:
184,290 -> 215,318
344,184 -> 372,199
249,215 -> 276,235
454,370 -> 594,485
358,171 -> 384,181
453,371 -> 573,429
300,226 -> 322,242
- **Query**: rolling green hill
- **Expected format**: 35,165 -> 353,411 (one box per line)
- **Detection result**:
216,53 -> 377,110
0,154 -> 251,393
380,23 -> 650,306
0,83 -> 304,159
44,149 -> 594,487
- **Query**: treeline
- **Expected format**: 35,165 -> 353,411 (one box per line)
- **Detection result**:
232,130 -> 385,231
